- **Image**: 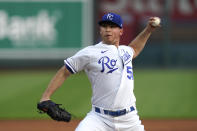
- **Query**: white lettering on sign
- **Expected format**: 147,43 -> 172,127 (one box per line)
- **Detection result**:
179,0 -> 193,15
101,0 -> 197,16
0,10 -> 60,47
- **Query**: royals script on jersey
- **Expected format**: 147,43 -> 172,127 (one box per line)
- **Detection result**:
64,42 -> 136,110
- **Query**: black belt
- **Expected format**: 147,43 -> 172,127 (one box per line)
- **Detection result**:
94,106 -> 135,117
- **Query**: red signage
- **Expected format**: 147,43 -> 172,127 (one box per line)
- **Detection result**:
98,0 -> 197,45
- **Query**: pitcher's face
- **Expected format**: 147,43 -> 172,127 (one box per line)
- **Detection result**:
100,23 -> 123,45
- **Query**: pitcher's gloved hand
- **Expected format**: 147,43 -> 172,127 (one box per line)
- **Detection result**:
37,100 -> 71,122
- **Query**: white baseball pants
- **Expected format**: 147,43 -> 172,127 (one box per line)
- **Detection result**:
75,107 -> 144,131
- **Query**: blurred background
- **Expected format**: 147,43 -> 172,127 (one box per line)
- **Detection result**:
0,0 -> 197,126
0,0 -> 197,68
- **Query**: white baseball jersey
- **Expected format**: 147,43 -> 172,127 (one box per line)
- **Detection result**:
64,42 -> 136,110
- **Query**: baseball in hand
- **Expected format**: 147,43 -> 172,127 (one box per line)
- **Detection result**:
151,17 -> 161,27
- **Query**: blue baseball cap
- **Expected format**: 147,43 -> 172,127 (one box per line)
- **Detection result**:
98,13 -> 123,28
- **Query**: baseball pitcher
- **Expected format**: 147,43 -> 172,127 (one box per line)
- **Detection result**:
37,13 -> 160,131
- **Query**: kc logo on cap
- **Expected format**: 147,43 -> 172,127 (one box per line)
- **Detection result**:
107,14 -> 114,20
98,12 -> 123,28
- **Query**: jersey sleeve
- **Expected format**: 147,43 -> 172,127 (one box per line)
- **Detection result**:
126,46 -> 135,58
127,46 -> 135,59
64,47 -> 90,74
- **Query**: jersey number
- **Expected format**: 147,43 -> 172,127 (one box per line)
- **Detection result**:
127,66 -> 133,80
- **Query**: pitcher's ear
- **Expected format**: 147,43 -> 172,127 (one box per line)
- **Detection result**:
120,28 -> 123,36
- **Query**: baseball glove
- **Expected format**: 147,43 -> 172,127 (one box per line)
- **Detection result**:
37,100 -> 71,122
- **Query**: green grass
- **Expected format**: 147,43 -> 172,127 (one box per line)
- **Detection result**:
134,69 -> 197,119
0,69 -> 197,119
0,70 -> 91,119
